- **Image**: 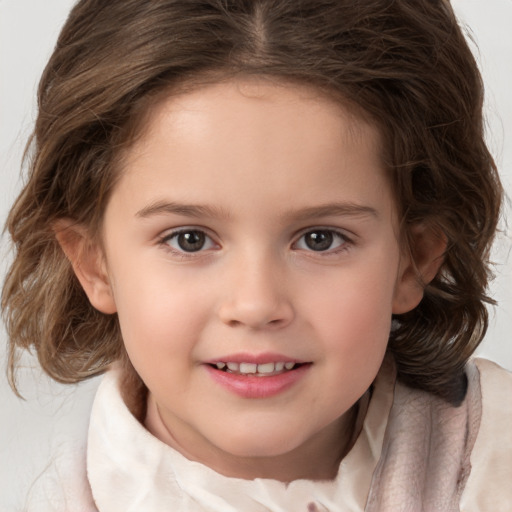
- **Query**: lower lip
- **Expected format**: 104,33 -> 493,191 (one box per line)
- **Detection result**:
204,364 -> 311,399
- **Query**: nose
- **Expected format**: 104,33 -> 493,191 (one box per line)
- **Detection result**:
217,253 -> 295,330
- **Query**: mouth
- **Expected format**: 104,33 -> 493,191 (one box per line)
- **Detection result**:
207,361 -> 306,377
204,356 -> 312,398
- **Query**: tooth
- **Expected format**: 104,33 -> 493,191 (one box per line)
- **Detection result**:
275,362 -> 285,371
239,362 -> 257,374
257,362 -> 275,374
215,362 -> 226,370
227,362 -> 239,371
284,362 -> 295,370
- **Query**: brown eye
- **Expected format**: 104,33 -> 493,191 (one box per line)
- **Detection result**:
295,229 -> 348,252
165,229 -> 215,253
177,231 -> 205,252
304,231 -> 333,251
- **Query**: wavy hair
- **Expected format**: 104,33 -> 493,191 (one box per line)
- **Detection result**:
2,0 -> 502,403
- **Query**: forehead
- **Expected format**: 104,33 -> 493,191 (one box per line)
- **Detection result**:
126,77 -> 382,168
108,78 -> 393,225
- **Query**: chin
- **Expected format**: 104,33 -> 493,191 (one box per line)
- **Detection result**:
213,427 -> 306,459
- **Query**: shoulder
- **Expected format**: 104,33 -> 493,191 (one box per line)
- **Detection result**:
24,438 -> 97,512
460,358 -> 512,511
471,357 -> 512,406
366,357 -> 511,511
21,380 -> 100,512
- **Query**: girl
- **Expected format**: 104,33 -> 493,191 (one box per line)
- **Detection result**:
2,0 -> 511,510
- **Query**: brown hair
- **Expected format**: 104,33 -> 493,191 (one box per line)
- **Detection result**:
2,0 -> 502,403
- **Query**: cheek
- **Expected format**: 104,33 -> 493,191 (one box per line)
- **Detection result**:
302,258 -> 397,363
311,282 -> 393,410
319,295 -> 392,367
107,257 -> 211,360
308,263 -> 396,327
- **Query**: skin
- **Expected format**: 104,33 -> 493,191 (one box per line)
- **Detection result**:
59,78 -> 442,482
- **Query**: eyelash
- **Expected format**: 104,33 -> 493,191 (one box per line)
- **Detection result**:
158,228 -> 218,259
157,227 -> 354,258
292,228 -> 353,255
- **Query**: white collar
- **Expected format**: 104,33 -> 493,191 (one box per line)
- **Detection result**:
87,360 -> 395,512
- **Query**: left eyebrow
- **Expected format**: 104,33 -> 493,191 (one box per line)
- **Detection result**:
284,202 -> 379,222
135,200 -> 231,220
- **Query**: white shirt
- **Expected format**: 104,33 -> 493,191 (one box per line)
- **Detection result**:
26,358 -> 512,511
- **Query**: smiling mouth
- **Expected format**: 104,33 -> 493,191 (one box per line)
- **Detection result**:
208,361 -> 306,377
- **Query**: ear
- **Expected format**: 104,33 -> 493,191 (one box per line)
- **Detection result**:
392,223 -> 447,314
54,219 -> 117,314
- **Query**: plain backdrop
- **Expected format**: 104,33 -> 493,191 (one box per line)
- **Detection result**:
1,1 -> 511,510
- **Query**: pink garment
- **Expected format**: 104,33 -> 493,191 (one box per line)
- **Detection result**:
366,363 -> 481,511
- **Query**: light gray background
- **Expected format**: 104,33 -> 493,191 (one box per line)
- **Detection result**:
1,1 -> 511,509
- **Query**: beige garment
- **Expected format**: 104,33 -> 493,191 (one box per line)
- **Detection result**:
365,362 -> 481,511
26,358 -> 512,511
460,359 -> 512,511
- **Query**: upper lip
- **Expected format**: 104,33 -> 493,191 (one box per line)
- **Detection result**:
203,352 -> 307,365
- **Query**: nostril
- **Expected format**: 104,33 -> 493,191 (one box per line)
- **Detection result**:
218,295 -> 295,329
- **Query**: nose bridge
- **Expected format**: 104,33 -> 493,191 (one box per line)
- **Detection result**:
218,245 -> 294,329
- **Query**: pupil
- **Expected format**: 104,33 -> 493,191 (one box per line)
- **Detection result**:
305,231 -> 333,251
178,231 -> 205,252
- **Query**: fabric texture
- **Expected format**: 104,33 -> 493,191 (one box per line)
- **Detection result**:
25,358 -> 512,511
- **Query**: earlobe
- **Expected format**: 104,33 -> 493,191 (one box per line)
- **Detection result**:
392,224 -> 447,314
53,219 -> 117,314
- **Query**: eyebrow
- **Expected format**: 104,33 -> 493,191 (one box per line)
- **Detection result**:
136,200 -> 378,221
284,203 -> 379,222
136,200 -> 231,220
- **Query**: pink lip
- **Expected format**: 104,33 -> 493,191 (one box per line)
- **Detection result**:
204,352 -> 305,365
204,362 -> 311,399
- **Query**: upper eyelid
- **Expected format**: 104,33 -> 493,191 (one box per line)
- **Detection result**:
159,226 -> 216,241
292,226 -> 354,242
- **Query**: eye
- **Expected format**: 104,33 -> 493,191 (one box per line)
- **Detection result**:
294,229 -> 349,252
162,229 -> 216,253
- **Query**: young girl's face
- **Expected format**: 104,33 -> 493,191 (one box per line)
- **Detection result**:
82,79 -> 422,480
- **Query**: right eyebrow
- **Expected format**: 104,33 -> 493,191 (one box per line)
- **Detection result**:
135,200 -> 231,220
283,202 -> 379,223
